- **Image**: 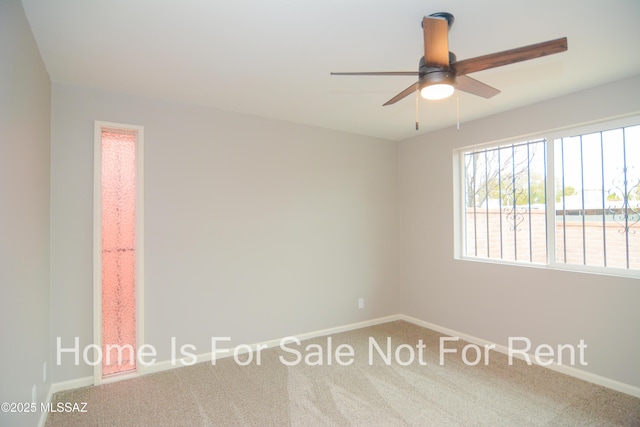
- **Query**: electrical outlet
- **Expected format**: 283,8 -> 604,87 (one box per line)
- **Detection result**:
32,384 -> 37,404
43,362 -> 47,383
358,298 -> 364,309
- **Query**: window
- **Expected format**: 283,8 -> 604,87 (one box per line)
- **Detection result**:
94,121 -> 144,383
458,117 -> 640,276
463,139 -> 547,263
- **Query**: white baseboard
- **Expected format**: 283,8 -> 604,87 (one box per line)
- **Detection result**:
38,375 -> 95,427
50,376 -> 94,394
142,314 -> 403,375
37,384 -> 52,427
49,313 -> 639,401
399,314 -> 640,399
50,316 -> 404,384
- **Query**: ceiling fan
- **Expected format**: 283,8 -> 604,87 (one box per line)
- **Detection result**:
331,12 -> 568,106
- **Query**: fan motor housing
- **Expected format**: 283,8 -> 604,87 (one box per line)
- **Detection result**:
418,53 -> 457,87
419,70 -> 456,88
419,52 -> 456,72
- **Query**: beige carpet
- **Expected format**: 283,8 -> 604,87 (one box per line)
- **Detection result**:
45,321 -> 640,426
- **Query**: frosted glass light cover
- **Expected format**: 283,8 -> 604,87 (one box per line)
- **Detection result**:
101,130 -> 137,376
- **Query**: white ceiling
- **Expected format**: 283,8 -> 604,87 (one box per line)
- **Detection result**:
21,0 -> 640,141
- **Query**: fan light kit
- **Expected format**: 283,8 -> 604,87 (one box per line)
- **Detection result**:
331,12 -> 568,110
421,83 -> 454,100
419,68 -> 456,100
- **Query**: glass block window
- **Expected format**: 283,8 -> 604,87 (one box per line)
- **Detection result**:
101,129 -> 137,376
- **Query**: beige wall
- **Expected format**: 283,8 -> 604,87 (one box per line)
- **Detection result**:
0,1 -> 51,426
50,82 -> 400,382
399,75 -> 640,389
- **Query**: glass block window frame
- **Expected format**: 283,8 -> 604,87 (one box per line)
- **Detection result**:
93,121 -> 144,383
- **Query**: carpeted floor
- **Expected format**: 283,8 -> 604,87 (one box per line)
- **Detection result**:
45,321 -> 640,426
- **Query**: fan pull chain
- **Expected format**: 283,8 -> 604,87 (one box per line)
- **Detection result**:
415,89 -> 420,130
456,95 -> 460,130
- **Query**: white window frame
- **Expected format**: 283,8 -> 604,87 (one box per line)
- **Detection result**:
454,114 -> 640,279
93,121 -> 145,384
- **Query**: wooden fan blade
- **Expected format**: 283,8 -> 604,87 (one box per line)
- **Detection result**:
455,75 -> 500,98
330,71 -> 418,76
453,37 -> 567,75
423,16 -> 449,68
383,82 -> 419,106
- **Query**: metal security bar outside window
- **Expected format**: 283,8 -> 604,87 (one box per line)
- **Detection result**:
554,125 -> 640,270
460,120 -> 640,275
463,139 -> 547,263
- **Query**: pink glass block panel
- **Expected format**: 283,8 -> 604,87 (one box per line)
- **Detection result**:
101,130 -> 137,376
